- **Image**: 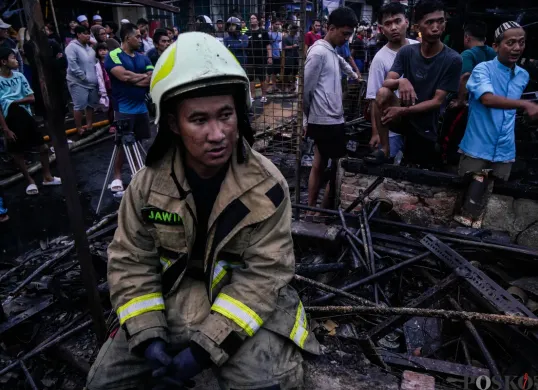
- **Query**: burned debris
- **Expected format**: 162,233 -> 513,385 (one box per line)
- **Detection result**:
291,189 -> 538,388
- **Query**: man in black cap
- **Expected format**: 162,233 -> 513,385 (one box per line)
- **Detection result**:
215,18 -> 227,39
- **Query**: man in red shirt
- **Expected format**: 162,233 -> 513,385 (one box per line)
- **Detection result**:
304,19 -> 321,52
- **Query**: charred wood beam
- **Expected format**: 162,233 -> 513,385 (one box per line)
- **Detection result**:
290,221 -> 340,242
379,351 -> 490,378
357,332 -> 389,370
0,296 -> 55,336
291,204 -> 538,257
342,159 -> 464,187
19,361 -> 38,390
342,158 -> 538,201
295,263 -> 347,275
367,273 -> 459,340
420,270 -> 503,382
311,252 -> 430,304
307,305 -> 538,327
294,275 -> 378,307
344,176 -> 384,213
0,319 -> 92,376
421,235 -> 538,320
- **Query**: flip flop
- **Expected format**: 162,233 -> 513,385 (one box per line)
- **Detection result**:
110,179 -> 124,193
364,149 -> 388,165
26,183 -> 39,195
0,214 -> 9,223
43,177 -> 62,186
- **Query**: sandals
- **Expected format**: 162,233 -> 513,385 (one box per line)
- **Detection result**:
110,179 -> 124,193
0,214 -> 9,223
364,149 -> 389,165
26,183 -> 39,195
43,177 -> 62,186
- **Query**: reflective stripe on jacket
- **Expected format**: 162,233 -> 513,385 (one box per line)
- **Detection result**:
107,141 -> 320,364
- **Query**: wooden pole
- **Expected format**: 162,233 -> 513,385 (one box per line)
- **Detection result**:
20,0 -> 107,343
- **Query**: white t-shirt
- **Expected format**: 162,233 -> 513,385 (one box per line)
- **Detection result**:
366,39 -> 419,137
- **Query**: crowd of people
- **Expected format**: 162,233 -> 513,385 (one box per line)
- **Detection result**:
304,0 -> 537,214
0,1 -> 536,224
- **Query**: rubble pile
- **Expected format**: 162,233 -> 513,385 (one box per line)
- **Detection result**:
291,178 -> 538,388
1,174 -> 538,389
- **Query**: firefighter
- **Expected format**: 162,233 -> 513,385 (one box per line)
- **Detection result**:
85,32 -> 319,390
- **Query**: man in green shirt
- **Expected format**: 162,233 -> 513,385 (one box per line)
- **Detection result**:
452,22 -> 497,107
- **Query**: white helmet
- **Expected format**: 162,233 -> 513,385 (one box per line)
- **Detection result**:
150,32 -> 251,124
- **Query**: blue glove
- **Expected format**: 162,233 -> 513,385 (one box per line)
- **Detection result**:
152,347 -> 202,382
144,339 -> 173,372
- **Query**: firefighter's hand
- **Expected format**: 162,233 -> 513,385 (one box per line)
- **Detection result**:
153,348 -> 202,385
145,339 -> 172,370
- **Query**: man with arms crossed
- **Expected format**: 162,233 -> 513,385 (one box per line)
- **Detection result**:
105,23 -> 154,193
367,2 -> 418,159
368,0 -> 462,167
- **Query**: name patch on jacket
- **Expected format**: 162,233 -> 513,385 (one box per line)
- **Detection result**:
142,207 -> 182,225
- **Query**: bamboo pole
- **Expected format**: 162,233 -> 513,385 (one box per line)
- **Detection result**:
305,306 -> 538,328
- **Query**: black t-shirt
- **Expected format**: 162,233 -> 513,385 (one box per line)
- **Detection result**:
283,34 -> 299,63
390,44 -> 462,140
245,28 -> 270,64
185,163 -> 228,268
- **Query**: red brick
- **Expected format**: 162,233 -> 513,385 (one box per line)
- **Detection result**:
401,370 -> 435,390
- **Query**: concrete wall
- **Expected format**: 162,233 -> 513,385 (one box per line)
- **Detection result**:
337,161 -> 538,248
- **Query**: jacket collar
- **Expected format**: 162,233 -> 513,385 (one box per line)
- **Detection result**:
150,140 -> 271,225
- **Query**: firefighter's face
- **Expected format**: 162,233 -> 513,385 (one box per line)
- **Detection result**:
170,95 -> 237,176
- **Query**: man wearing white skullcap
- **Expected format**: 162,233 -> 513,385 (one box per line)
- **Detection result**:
77,15 -> 89,28
93,15 -> 103,25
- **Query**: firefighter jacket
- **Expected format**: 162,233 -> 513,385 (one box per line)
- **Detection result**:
107,141 -> 320,366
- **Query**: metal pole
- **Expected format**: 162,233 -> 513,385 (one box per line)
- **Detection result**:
293,0 -> 307,220
20,0 -> 106,343
48,0 -> 60,40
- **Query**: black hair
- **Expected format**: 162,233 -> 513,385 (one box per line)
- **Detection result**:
0,47 -> 14,62
74,25 -> 89,35
152,28 -> 169,46
414,0 -> 445,23
464,22 -> 487,41
165,26 -> 174,33
120,23 -> 138,42
377,2 -> 407,24
105,21 -> 118,33
136,18 -> 149,26
328,7 -> 358,29
95,42 -> 108,59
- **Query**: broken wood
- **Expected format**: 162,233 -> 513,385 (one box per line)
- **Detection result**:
305,305 -> 538,327
294,274 -> 378,307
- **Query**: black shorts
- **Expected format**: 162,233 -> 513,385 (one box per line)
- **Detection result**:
267,58 -> 281,75
390,118 -> 441,166
115,112 -> 151,141
5,104 -> 44,153
246,60 -> 266,82
307,123 -> 347,159
285,64 -> 298,76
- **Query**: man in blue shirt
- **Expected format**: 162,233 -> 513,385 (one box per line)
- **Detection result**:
267,19 -> 283,93
105,23 -> 154,192
459,21 -> 538,181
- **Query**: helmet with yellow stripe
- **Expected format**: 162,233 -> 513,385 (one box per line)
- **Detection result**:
150,31 -> 251,124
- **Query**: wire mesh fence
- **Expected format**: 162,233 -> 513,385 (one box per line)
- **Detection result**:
183,0 -> 307,194
179,1 -> 384,204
